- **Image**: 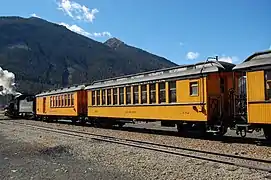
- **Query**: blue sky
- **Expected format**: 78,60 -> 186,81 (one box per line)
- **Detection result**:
0,0 -> 270,65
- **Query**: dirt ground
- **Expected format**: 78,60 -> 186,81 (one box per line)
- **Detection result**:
0,133 -> 138,180
0,116 -> 270,180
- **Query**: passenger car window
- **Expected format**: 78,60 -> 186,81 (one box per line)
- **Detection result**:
92,91 -> 96,105
107,89 -> 111,105
190,81 -> 198,96
71,94 -> 74,106
133,85 -> 139,104
265,70 -> 271,100
119,87 -> 124,104
113,88 -> 118,105
49,97 -> 52,107
68,94 -> 71,106
141,84 -> 147,104
159,82 -> 166,103
168,81 -> 176,103
96,90 -> 100,105
102,89 -> 106,105
64,94 -> 68,106
149,83 -> 156,104
126,87 -> 131,104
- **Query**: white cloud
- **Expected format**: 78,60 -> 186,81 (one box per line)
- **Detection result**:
186,52 -> 199,60
30,13 -> 40,18
57,0 -> 98,22
57,1 -> 111,38
218,55 -> 239,63
269,45 -> 271,50
59,22 -> 90,37
59,22 -> 112,38
90,32 -> 112,37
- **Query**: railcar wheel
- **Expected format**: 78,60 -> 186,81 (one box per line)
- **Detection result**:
72,119 -> 77,124
177,123 -> 183,133
177,123 -> 191,136
263,126 -> 271,141
42,116 -> 47,122
118,123 -> 125,128
216,126 -> 228,137
80,119 -> 86,125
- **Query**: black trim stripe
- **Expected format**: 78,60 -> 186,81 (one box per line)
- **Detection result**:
248,100 -> 271,104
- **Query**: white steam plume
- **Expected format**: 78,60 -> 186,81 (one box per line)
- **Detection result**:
0,67 -> 20,96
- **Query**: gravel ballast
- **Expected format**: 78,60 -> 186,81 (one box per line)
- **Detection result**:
0,119 -> 270,180
13,119 -> 271,161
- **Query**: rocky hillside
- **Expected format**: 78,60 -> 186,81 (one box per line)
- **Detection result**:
104,38 -> 175,71
0,16 -> 177,94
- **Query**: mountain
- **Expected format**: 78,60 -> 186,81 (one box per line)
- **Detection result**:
104,38 -> 175,70
0,16 -> 177,94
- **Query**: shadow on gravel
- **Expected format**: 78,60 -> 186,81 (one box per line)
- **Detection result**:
39,145 -> 72,157
114,126 -> 271,147
66,121 -> 271,147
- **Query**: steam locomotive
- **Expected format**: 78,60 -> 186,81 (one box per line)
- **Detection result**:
4,94 -> 36,119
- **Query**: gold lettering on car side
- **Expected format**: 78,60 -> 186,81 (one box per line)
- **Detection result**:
125,110 -> 136,114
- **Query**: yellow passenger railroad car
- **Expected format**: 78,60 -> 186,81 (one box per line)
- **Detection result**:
233,50 -> 271,140
35,85 -> 87,123
86,60 -> 237,135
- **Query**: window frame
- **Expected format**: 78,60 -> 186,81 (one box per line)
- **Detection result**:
265,70 -> 271,100
133,85 -> 139,104
50,96 -> 52,107
71,94 -> 74,106
67,94 -> 71,106
102,89 -> 106,105
92,91 -> 96,106
119,87 -> 124,105
158,82 -> 166,103
126,86 -> 131,104
61,95 -> 64,107
149,83 -> 156,104
168,81 -> 177,103
55,96 -> 57,107
141,84 -> 147,104
52,96 -> 55,107
58,96 -> 61,107
59,96 -> 61,106
96,90 -> 100,105
113,88 -> 118,105
107,89 -> 112,105
64,94 -> 68,107
189,81 -> 199,96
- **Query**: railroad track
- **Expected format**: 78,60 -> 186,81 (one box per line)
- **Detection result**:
1,120 -> 271,173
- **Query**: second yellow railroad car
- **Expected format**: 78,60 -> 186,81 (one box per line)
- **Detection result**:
35,85 -> 87,123
86,60 -> 237,135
